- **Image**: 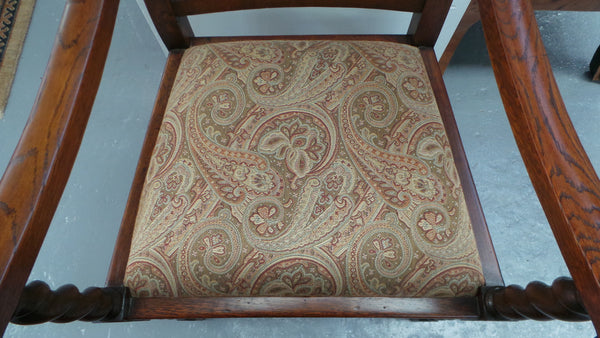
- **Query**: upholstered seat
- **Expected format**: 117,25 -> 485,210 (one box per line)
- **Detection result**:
124,40 -> 485,298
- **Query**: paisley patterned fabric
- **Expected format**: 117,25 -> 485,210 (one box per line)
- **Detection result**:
124,40 -> 485,298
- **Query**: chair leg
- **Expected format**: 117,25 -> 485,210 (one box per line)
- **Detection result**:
439,0 -> 480,73
10,281 -> 129,325
481,277 -> 589,321
591,44 -> 600,81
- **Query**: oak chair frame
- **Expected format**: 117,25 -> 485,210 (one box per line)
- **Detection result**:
1,0 -> 599,335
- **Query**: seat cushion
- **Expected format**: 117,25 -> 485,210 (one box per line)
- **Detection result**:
124,40 -> 484,298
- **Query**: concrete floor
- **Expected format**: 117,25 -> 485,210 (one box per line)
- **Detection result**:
2,1 -> 599,337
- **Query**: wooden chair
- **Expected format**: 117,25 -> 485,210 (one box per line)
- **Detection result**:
1,0 -> 599,335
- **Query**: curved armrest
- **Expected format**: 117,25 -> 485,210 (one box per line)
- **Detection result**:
478,0 -> 600,331
0,0 -> 119,333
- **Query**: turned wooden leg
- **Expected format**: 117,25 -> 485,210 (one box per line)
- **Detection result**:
10,281 -> 129,324
481,277 -> 589,321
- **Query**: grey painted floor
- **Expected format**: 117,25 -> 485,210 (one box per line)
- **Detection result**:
2,2 -> 599,337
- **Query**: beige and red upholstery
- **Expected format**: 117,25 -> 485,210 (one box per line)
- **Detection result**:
124,40 -> 484,298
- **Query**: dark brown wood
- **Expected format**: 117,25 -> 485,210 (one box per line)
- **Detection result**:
439,0 -> 480,72
441,0 -> 600,73
478,0 -> 600,332
170,0 -> 427,17
11,281 -> 129,324
591,45 -> 600,81
420,47 -> 503,287
191,34 -> 412,46
0,0 -> 119,335
127,296 -> 480,320
411,0 -> 453,47
161,0 -> 451,48
407,13 -> 422,38
144,0 -> 193,50
481,277 -> 589,321
107,51 -> 184,286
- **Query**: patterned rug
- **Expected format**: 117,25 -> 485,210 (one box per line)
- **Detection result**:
0,0 -> 36,119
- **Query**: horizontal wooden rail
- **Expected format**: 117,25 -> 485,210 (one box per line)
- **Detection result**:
0,0 -> 120,334
128,296 -> 480,320
170,0 -> 427,17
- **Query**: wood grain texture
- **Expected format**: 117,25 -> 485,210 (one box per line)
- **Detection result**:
481,277 -> 589,321
0,0 -> 119,335
420,47 -> 503,287
478,0 -> 600,332
106,51 -> 184,287
170,0 -> 427,16
11,281 -> 128,324
127,296 -> 480,320
143,0 -> 193,50
440,0 -> 600,73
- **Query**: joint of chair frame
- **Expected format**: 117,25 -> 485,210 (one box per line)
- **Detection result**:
10,281 -> 131,324
480,277 -> 589,321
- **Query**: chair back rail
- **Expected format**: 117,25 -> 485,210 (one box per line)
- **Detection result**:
170,0 -> 428,16
143,0 -> 194,50
0,0 -> 120,335
144,0 -> 451,50
478,0 -> 600,331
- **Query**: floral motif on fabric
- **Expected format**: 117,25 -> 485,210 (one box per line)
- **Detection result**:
124,41 -> 484,298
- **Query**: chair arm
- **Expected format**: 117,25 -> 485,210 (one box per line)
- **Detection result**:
478,0 -> 600,331
0,0 -> 119,334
